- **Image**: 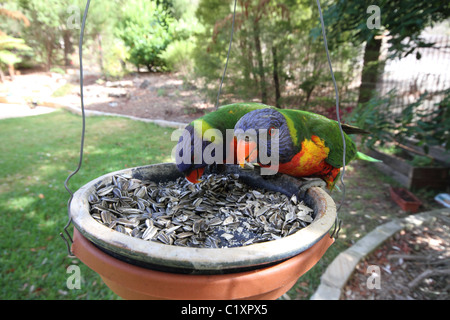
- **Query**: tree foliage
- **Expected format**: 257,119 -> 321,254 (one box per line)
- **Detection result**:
349,89 -> 450,153
323,0 -> 450,59
193,0 -> 360,109
115,0 -> 175,72
0,1 -> 31,80
0,35 -> 30,65
17,0 -> 74,70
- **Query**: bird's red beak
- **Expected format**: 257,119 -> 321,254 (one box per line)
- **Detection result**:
185,167 -> 205,184
237,139 -> 258,168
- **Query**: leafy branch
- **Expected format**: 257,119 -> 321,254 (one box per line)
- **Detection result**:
349,88 -> 450,153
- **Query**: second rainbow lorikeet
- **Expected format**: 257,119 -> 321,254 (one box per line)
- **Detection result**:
234,107 -> 380,189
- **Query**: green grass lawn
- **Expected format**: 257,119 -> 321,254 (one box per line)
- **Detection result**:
0,110 -> 176,299
0,109 -> 442,300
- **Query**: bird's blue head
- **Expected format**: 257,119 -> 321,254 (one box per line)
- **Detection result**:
234,108 -> 294,165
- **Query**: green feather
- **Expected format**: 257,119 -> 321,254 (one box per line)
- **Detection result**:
192,102 -> 275,136
355,151 -> 382,162
277,109 -> 360,168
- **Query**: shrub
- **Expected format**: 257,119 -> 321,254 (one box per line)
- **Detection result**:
159,39 -> 195,75
115,0 -> 175,72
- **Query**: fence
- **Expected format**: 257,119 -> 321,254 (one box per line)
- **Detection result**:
377,33 -> 450,118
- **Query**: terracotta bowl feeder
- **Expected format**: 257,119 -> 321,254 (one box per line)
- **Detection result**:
70,163 -> 336,299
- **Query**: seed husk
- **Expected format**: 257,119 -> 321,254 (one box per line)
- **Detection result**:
142,226 -> 158,241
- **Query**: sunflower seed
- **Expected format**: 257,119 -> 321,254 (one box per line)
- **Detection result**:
222,216 -> 234,225
192,219 -> 203,234
165,225 -> 181,234
115,225 -> 126,234
156,232 -> 171,244
97,185 -> 114,196
221,233 -> 234,241
101,211 -> 112,224
131,227 -> 141,237
116,218 -> 139,228
88,194 -> 100,204
208,217 -> 222,226
142,226 -> 158,241
193,198 -> 203,207
177,232 -> 194,239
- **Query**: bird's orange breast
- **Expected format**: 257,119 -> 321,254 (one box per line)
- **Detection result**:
278,135 -> 331,177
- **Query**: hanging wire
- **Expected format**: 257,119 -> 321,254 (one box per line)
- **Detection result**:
215,0 -> 237,109
60,0 -> 91,256
315,0 -> 345,238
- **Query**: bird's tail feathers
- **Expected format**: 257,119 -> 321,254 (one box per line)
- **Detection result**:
340,123 -> 370,135
356,151 -> 382,162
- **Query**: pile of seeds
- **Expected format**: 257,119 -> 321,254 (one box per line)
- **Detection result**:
88,173 -> 315,248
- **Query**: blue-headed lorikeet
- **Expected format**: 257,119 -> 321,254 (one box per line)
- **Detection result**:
175,102 -> 277,183
233,107 -> 380,189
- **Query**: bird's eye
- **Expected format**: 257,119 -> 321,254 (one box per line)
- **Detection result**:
268,126 -> 277,136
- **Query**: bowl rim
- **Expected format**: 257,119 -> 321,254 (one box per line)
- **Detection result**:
70,163 -> 336,272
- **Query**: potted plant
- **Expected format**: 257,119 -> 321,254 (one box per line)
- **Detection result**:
389,186 -> 422,213
69,163 -> 336,300
349,89 -> 450,190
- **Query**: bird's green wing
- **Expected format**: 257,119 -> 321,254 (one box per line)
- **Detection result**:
278,109 -> 358,168
190,102 -> 275,140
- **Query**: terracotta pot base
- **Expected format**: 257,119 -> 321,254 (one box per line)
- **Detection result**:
72,228 -> 334,300
100,275 -> 298,300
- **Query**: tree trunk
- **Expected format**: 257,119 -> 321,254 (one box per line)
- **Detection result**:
272,46 -> 281,108
239,37 -> 251,85
8,64 -> 15,80
97,34 -> 104,74
45,35 -> 55,72
357,37 -> 382,105
63,30 -> 74,67
253,20 -> 267,104
46,46 -> 52,72
248,46 -> 258,91
305,86 -> 315,106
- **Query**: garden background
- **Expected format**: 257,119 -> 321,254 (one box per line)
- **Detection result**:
1,0 -> 449,300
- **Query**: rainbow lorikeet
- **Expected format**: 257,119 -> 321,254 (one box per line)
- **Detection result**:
175,102 -> 277,183
234,107 -> 380,189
